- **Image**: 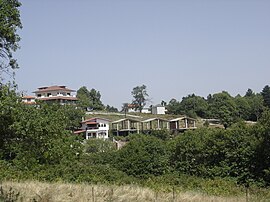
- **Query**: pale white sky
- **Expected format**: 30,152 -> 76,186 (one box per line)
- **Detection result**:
14,0 -> 270,109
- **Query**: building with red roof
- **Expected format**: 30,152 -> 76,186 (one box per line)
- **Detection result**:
22,95 -> 36,105
74,117 -> 110,139
32,85 -> 78,105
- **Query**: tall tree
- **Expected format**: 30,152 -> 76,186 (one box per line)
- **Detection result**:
246,93 -> 264,121
234,94 -> 250,120
77,86 -> 104,111
131,84 -> 149,113
89,88 -> 104,110
208,91 -> 237,128
261,85 -> 270,108
245,88 -> 255,97
180,94 -> 208,118
0,0 -> 22,78
166,98 -> 182,115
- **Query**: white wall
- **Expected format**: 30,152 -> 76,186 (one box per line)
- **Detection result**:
152,106 -> 166,115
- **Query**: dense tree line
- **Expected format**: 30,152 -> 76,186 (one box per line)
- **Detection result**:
166,88 -> 267,128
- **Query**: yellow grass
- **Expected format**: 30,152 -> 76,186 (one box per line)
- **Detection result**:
0,181 -> 251,202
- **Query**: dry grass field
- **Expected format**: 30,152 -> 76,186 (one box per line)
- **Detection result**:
0,181 -> 257,202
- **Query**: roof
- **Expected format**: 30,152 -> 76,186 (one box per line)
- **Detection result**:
84,122 -> 98,125
74,129 -> 86,134
37,96 -> 78,101
111,118 -> 141,124
82,117 -> 110,124
128,104 -> 139,108
142,118 -> 169,123
170,117 -> 196,122
22,95 -> 36,99
33,85 -> 75,93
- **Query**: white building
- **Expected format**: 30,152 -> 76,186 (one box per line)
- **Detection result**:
33,85 -> 78,105
141,108 -> 151,114
127,104 -> 151,113
78,118 -> 110,139
127,104 -> 139,113
22,95 -> 36,105
151,104 -> 167,115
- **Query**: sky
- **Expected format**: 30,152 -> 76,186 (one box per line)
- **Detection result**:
13,0 -> 270,109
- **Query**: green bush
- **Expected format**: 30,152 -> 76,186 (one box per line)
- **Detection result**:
113,134 -> 170,179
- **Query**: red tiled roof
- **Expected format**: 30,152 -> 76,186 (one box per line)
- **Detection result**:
128,104 -> 138,108
82,117 -> 110,124
33,85 -> 75,93
85,122 -> 98,125
37,96 -> 78,101
22,95 -> 36,99
74,129 -> 86,134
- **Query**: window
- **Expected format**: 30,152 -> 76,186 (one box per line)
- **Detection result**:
37,94 -> 41,97
47,93 -> 51,97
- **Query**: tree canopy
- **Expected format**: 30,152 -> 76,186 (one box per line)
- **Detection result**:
261,85 -> 270,108
76,86 -> 104,111
166,88 -> 266,127
0,0 -> 22,77
131,84 -> 149,113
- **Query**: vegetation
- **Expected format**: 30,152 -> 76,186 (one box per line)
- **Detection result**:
166,88 -> 266,128
131,84 -> 149,113
1,85 -> 270,198
105,104 -> 118,112
1,2 -> 270,200
2,84 -> 270,194
3,181 -> 266,202
0,0 -> 22,76
76,86 -> 105,111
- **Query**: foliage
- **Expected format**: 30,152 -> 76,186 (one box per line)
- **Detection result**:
114,134 -> 169,178
252,110 -> 270,185
10,103 -> 83,168
234,94 -> 251,120
171,125 -> 259,185
0,83 -> 21,160
261,85 -> 270,108
166,88 -> 266,124
76,86 -> 104,111
131,85 -> 149,113
105,104 -> 118,112
166,98 -> 181,115
246,93 -> 264,121
84,139 -> 116,154
0,0 -> 22,76
147,129 -> 171,140
59,105 -> 85,130
207,91 -> 237,128
180,94 -> 208,118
